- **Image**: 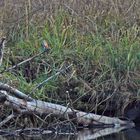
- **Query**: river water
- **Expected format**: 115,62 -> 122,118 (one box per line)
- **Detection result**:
1,127 -> 140,140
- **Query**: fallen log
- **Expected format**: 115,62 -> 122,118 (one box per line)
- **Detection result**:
0,82 -> 135,128
0,82 -> 33,101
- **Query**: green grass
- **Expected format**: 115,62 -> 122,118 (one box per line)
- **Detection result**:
1,1 -> 140,115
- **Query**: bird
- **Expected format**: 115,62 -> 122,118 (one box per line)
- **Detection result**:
41,40 -> 50,52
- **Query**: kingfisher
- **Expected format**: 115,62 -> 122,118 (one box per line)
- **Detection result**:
41,40 -> 50,52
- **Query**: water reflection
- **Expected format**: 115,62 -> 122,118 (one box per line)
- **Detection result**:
1,127 -> 140,140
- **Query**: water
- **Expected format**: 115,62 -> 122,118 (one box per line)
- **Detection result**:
1,127 -> 140,140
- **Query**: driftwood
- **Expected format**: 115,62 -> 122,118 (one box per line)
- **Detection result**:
0,82 -> 135,128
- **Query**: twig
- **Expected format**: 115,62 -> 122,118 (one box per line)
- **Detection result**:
31,64 -> 73,93
0,51 -> 46,74
0,114 -> 15,127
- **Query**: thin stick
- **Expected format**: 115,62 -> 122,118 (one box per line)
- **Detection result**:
0,114 -> 15,127
1,51 -> 46,73
36,64 -> 72,88
31,64 -> 73,93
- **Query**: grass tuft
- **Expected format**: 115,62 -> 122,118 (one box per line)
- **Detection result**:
0,0 -> 140,116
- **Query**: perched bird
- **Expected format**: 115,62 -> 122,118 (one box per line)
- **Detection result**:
0,37 -> 6,66
41,40 -> 50,52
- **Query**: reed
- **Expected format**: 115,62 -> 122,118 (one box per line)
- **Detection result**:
0,0 -> 140,115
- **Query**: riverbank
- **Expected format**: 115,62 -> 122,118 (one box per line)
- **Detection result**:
0,0 -> 140,129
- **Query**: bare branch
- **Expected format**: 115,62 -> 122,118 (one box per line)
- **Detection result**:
31,64 -> 73,93
0,82 -> 33,101
0,114 -> 15,127
1,51 -> 45,73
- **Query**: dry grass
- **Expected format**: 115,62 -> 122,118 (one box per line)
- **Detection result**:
0,0 -> 140,117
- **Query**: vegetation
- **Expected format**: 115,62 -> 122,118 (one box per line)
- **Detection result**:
0,0 -> 140,118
